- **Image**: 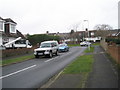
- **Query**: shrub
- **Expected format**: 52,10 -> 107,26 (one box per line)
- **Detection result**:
27,34 -> 60,46
105,38 -> 120,44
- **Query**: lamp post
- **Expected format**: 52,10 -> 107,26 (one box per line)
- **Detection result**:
84,20 -> 90,50
83,20 -> 89,37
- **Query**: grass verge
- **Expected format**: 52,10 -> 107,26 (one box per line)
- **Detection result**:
0,54 -> 34,66
92,42 -> 100,46
84,46 -> 94,53
63,55 -> 94,74
62,55 -> 94,88
68,44 -> 80,47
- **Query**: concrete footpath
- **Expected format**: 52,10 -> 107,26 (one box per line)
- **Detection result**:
41,46 -> 118,88
86,46 -> 118,88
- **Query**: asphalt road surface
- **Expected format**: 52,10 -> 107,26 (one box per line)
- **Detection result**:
1,46 -> 86,89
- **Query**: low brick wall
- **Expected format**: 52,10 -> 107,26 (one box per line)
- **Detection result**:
101,40 -> 120,64
1,47 -> 37,59
100,40 -> 108,51
107,45 -> 120,64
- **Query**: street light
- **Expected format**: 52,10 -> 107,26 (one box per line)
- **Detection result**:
83,20 -> 89,37
83,20 -> 90,50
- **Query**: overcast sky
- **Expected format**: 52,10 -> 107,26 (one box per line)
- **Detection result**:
0,0 -> 119,34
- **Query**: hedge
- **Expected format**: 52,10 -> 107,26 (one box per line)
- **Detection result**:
105,38 -> 120,44
27,34 -> 61,46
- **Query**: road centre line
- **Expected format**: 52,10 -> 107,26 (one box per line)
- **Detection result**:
0,65 -> 36,79
45,52 -> 72,63
45,56 -> 59,62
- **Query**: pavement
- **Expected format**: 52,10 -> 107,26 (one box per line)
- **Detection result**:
86,46 -> 118,88
41,45 -> 119,88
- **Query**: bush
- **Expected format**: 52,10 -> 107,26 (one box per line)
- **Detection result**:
105,38 -> 120,44
27,34 -> 60,46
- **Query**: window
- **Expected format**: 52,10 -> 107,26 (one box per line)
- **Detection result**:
0,21 -> 4,31
40,43 -> 51,48
91,32 -> 94,36
15,40 -> 26,44
10,24 -> 16,33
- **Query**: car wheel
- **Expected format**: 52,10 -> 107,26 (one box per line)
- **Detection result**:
67,48 -> 69,52
49,52 -> 53,58
35,55 -> 39,58
55,50 -> 58,56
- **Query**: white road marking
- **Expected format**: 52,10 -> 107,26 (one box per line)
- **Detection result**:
0,65 -> 36,79
45,56 -> 59,62
45,58 -> 54,62
45,52 -> 73,63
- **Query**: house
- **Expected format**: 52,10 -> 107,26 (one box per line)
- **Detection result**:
0,17 -> 31,49
0,17 -> 5,46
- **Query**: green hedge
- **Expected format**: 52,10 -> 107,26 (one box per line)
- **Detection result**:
27,34 -> 60,45
105,38 -> 120,44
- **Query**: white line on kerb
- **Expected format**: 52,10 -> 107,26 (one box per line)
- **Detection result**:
0,65 -> 36,79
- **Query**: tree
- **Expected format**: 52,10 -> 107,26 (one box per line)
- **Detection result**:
70,29 -> 75,34
94,24 -> 113,38
94,24 -> 113,30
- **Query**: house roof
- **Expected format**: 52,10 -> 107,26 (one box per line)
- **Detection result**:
16,30 -> 26,39
4,18 -> 17,24
2,30 -> 25,39
0,17 -> 4,20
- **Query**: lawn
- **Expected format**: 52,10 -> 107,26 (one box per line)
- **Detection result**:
1,54 -> 34,66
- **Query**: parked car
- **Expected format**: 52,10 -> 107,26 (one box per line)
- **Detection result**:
34,41 -> 59,58
58,43 -> 69,52
80,41 -> 91,46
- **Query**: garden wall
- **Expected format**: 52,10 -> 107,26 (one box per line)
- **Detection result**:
100,40 -> 120,64
107,45 -> 120,64
1,46 -> 37,59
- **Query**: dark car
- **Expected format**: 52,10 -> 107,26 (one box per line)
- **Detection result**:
58,43 -> 69,52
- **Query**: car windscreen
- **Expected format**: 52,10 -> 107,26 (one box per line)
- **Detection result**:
40,43 -> 51,48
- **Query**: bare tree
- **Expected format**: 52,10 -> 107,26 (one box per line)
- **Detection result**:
94,24 -> 113,30
94,24 -> 113,38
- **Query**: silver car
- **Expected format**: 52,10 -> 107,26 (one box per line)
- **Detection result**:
80,41 -> 91,46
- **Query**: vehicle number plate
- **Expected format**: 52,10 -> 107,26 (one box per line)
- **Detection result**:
38,53 -> 43,55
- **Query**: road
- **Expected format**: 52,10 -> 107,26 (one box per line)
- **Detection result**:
1,46 -> 86,89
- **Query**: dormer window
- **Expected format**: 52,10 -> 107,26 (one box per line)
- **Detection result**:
10,24 -> 16,33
